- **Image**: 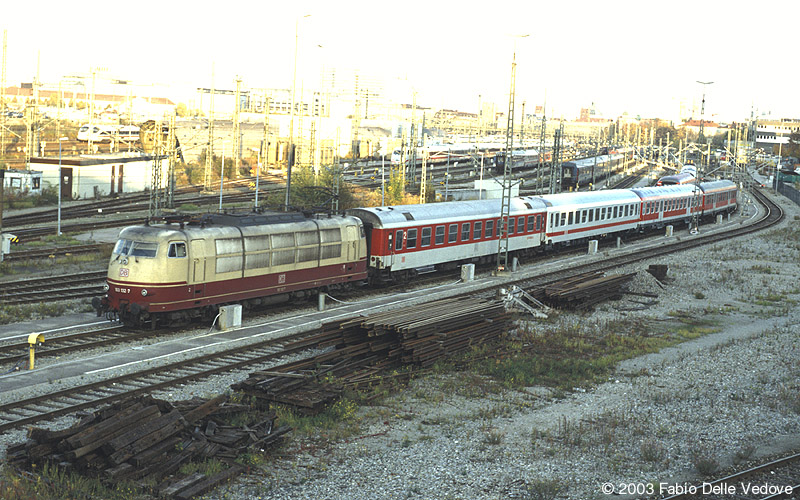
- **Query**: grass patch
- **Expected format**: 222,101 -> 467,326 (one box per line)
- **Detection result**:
0,461 -> 145,500
0,302 -> 70,325
272,398 -> 361,441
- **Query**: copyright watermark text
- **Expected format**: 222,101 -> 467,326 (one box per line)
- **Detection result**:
600,481 -> 793,496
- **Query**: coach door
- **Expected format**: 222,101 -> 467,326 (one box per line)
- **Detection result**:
345,225 -> 358,262
190,239 -> 206,285
61,167 -> 73,200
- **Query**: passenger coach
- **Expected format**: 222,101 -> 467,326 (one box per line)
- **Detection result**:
537,190 -> 641,246
347,198 -> 548,283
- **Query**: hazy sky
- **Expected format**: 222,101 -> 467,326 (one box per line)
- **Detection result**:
3,0 -> 798,121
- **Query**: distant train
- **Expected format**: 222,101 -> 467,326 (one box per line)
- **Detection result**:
656,172 -> 695,186
561,147 -> 636,190
77,124 -> 140,142
93,179 -> 738,327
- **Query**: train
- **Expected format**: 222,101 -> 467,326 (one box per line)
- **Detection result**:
92,179 -> 739,326
561,147 -> 635,191
77,124 -> 140,142
656,172 -> 696,186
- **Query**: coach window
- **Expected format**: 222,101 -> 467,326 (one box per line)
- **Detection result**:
496,219 -> 502,237
448,224 -> 458,243
527,216 -> 534,231
474,221 -> 483,239
568,212 -> 573,225
435,225 -> 446,245
509,217 -> 516,234
461,223 -> 471,241
421,227 -> 432,247
560,212 -> 567,226
485,220 -> 494,238
395,230 -> 404,251
407,228 -> 418,249
536,215 -> 542,231
168,242 -> 187,258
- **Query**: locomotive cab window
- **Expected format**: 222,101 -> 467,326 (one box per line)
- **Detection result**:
168,242 -> 187,258
113,239 -> 158,258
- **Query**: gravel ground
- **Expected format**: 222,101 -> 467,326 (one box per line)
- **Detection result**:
2,190 -> 799,500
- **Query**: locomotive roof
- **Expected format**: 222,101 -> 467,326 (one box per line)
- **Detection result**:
536,189 -> 641,207
190,211 -> 308,227
347,198 -> 548,228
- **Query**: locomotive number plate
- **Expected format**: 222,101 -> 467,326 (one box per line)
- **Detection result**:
119,268 -> 129,277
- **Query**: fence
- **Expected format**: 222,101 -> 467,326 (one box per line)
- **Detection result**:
775,179 -> 800,206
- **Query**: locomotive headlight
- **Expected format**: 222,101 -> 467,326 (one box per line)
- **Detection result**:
103,283 -> 110,292
141,289 -> 148,296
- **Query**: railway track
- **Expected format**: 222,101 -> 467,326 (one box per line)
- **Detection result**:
0,270 -> 107,305
657,452 -> 800,500
0,328 -> 322,433
0,325 -> 163,367
0,243 -> 108,262
0,187 -> 782,435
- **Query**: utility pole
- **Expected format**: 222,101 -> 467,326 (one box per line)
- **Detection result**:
204,65 -> 215,193
233,76 -> 241,179
148,119 -> 163,219
167,114 -> 176,209
549,120 -> 564,194
537,94 -> 546,194
1,30 -> 6,169
696,81 -> 713,146
496,36 -> 527,274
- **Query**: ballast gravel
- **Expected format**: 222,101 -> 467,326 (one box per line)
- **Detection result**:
1,190 -> 799,500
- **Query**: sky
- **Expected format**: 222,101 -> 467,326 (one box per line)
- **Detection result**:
3,0 -> 799,122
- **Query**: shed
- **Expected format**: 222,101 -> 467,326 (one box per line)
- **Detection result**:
1,169 -> 43,195
28,153 -> 168,200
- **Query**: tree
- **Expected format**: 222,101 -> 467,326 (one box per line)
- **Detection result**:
175,103 -> 189,117
782,131 -> 800,160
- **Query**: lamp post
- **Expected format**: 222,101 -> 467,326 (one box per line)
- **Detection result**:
286,14 -> 312,211
56,137 -> 68,235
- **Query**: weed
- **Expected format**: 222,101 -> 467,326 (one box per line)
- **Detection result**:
640,438 -> 667,462
523,478 -> 564,500
691,448 -> 720,476
482,427 -> 505,445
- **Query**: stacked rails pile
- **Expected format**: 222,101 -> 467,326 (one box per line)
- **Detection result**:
233,296 -> 510,414
6,395 -> 290,500
529,271 -> 638,310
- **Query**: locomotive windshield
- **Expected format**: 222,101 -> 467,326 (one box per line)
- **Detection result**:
112,239 -> 158,258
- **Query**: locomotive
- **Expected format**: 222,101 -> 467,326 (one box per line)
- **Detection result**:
93,180 -> 738,327
92,212 -> 367,326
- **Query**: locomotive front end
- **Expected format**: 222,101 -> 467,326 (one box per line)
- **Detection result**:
93,226 -> 190,326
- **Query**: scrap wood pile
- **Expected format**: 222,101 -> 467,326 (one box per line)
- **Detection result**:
6,394 -> 290,499
233,296 -> 509,414
529,271 -> 637,309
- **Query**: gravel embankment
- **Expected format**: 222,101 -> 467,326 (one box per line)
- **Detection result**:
207,192 -> 800,500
